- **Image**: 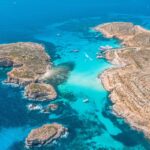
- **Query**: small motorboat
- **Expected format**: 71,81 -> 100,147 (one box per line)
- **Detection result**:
71,49 -> 79,53
96,55 -> 103,59
83,98 -> 89,103
84,52 -> 93,61
99,45 -> 112,51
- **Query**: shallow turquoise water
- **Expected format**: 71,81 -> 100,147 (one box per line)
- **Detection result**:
0,4 -> 150,150
33,17 -> 149,149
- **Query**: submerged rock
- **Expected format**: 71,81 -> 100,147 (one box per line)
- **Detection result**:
42,104 -> 58,113
25,123 -> 67,148
95,22 -> 150,138
48,104 -> 58,111
45,62 -> 75,85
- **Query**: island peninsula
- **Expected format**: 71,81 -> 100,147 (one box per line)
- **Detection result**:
0,42 -> 57,101
95,22 -> 150,138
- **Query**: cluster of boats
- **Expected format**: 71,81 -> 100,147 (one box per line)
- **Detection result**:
68,45 -> 112,60
56,31 -> 112,60
100,45 -> 112,51
96,45 -> 112,59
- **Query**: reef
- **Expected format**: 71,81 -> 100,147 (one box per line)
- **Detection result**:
95,22 -> 150,138
25,123 -> 67,148
0,42 -> 57,101
42,104 -> 58,113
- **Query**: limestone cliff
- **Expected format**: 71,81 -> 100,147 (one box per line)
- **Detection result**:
95,22 -> 150,138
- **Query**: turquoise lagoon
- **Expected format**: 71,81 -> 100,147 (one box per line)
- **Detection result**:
0,1 -> 150,149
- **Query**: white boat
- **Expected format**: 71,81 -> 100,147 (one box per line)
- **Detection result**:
96,55 -> 103,59
71,49 -> 79,53
99,45 -> 112,51
84,52 -> 93,61
83,98 -> 89,103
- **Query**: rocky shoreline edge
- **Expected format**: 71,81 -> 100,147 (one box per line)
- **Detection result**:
95,22 -> 150,138
0,42 -> 57,101
0,42 -> 68,148
25,123 -> 68,148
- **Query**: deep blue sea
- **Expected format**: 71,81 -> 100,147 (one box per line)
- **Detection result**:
0,0 -> 150,150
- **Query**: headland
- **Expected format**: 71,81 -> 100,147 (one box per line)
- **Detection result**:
95,22 -> 150,138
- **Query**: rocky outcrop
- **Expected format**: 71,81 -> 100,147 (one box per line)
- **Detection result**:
0,42 -> 57,100
94,22 -> 150,47
48,104 -> 58,111
42,104 -> 59,113
95,22 -> 150,138
25,83 -> 57,101
25,123 -> 67,148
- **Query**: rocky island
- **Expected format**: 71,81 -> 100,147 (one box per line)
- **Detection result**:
0,42 -> 57,101
25,123 -> 67,148
25,83 -> 57,101
0,42 -> 68,148
95,22 -> 150,138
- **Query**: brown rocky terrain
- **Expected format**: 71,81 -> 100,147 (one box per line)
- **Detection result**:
25,83 -> 57,101
0,42 -> 67,148
25,123 -> 67,148
95,22 -> 150,138
95,22 -> 150,47
0,42 -> 57,101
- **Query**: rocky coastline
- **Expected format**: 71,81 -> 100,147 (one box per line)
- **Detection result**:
0,42 -> 68,148
25,123 -> 67,148
0,42 -> 57,101
95,22 -> 150,138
